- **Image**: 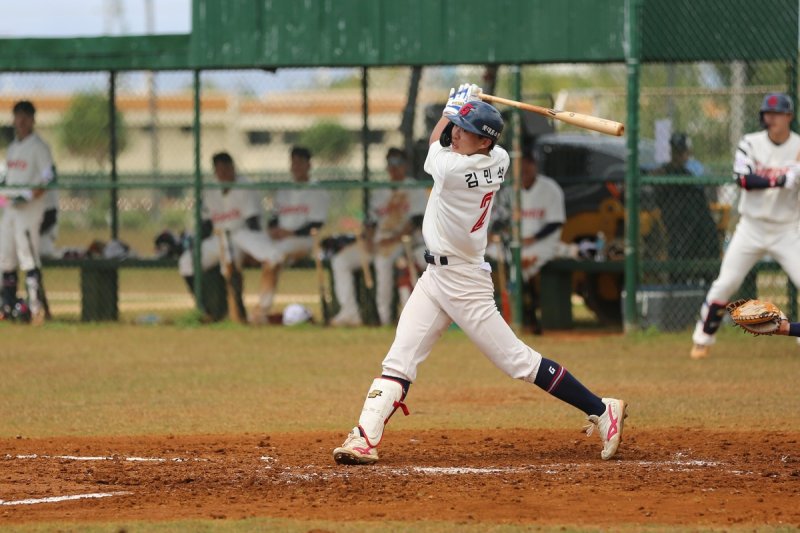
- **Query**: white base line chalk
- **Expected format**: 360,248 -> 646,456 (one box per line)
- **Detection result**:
1,491 -> 131,506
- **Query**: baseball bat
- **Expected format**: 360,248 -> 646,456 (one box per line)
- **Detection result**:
215,230 -> 246,324
310,228 -> 331,325
493,235 -> 512,322
24,229 -> 51,321
479,93 -> 624,137
400,234 -> 418,288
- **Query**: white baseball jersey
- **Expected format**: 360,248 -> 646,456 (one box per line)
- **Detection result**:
272,185 -> 329,231
202,175 -> 262,232
422,142 -> 509,263
4,132 -> 54,190
519,175 -> 566,239
370,178 -> 428,242
733,130 -> 800,223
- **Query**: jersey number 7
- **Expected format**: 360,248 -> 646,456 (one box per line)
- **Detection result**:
470,191 -> 494,233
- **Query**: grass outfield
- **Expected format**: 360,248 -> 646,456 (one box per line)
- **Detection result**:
2,322 -> 799,532
4,323 -> 800,437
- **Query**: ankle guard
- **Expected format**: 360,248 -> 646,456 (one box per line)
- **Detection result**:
701,301 -> 727,335
357,377 -> 410,447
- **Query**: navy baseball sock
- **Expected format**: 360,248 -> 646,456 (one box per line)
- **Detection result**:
533,358 -> 605,416
381,374 -> 411,396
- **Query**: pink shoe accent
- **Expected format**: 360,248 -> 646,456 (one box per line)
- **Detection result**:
606,403 -> 619,440
353,445 -> 373,455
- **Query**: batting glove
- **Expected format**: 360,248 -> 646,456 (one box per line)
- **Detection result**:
466,83 -> 483,103
443,83 -> 469,117
781,165 -> 800,189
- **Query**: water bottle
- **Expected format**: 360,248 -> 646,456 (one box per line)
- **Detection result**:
595,231 -> 606,262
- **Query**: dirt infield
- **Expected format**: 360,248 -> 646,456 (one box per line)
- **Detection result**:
3,428 -> 799,528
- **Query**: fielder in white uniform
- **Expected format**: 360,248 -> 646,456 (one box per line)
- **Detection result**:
333,84 -> 626,465
330,147 -> 427,326
691,93 -> 800,359
259,146 -> 329,318
1,101 -> 55,324
178,152 -> 282,320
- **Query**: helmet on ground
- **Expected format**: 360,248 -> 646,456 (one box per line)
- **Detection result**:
448,101 -> 504,144
282,303 -> 313,326
759,93 -> 794,127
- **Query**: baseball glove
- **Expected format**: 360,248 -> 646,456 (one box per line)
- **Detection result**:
726,299 -> 785,336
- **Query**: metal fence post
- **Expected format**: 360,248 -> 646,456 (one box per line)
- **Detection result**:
510,65 -> 524,331
192,69 -> 204,312
624,0 -> 643,332
109,71 -> 119,241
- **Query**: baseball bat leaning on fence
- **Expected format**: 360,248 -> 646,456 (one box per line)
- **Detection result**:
310,228 -> 332,325
24,229 -> 51,321
215,229 -> 247,324
478,93 -> 624,137
492,235 -> 512,322
400,235 -> 418,288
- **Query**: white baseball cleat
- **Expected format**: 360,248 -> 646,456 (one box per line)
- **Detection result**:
333,427 -> 378,465
585,398 -> 627,460
690,343 -> 710,359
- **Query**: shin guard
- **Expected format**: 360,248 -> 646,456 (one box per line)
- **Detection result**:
357,377 -> 410,447
701,301 -> 727,335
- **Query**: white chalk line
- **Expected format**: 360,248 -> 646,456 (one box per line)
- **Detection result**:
0,491 -> 131,506
6,453 -> 207,463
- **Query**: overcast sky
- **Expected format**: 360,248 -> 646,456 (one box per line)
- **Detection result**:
0,0 -> 191,38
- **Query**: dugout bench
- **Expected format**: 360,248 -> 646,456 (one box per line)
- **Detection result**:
538,258 -> 797,330
40,256 -> 380,324
42,257 -> 179,321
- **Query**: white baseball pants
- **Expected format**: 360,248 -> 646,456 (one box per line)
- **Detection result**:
381,260 -> 543,383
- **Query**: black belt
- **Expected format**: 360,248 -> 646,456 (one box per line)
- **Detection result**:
424,251 -> 448,266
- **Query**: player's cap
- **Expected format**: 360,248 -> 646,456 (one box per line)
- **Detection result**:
760,93 -> 794,115
669,133 -> 691,152
448,101 -> 504,142
291,146 -> 312,160
12,100 -> 35,116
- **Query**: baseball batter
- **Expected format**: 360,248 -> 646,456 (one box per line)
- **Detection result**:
333,84 -> 626,465
330,147 -> 427,326
0,101 -> 55,325
178,152 -> 282,318
691,93 -> 800,359
258,146 -> 329,319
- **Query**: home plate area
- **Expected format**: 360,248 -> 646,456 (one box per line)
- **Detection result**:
2,428 -> 799,528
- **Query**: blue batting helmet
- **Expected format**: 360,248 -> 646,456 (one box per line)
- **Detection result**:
759,93 -> 793,128
448,101 -> 504,144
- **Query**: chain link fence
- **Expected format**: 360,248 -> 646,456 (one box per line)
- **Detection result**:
2,21 -> 797,330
